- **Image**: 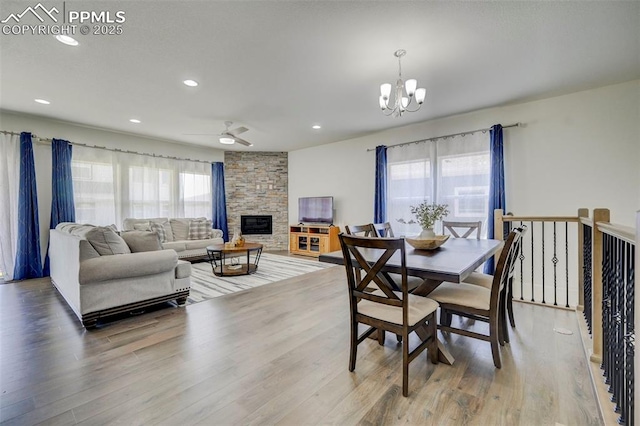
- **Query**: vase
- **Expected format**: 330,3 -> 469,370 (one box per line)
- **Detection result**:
419,228 -> 436,239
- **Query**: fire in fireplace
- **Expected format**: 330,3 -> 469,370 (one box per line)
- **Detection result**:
241,215 -> 272,235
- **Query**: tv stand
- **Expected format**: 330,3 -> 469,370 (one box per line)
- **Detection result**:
289,224 -> 340,257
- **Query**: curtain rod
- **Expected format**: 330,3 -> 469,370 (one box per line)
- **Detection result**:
366,122 -> 522,152
0,130 -> 214,165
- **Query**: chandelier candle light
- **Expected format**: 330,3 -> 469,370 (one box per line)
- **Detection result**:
379,49 -> 426,117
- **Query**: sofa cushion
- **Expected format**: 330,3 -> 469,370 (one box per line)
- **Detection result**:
133,222 -> 151,231
184,238 -> 219,250
56,222 -> 97,238
175,260 -> 192,279
120,231 -> 162,253
188,219 -> 212,240
79,250 -> 178,284
162,241 -> 187,252
123,217 -> 169,231
170,218 -> 191,241
85,226 -> 131,256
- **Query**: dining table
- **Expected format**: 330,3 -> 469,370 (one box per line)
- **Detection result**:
319,237 -> 503,365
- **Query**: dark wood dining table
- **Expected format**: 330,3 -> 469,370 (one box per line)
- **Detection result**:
319,237 -> 503,364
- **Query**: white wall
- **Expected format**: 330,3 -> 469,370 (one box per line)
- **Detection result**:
0,110 -> 225,261
289,80 -> 640,230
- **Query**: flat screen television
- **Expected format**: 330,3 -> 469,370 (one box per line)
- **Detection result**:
298,196 -> 334,224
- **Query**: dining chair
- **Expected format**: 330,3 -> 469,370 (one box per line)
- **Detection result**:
338,233 -> 439,396
427,227 -> 522,368
344,223 -> 377,237
373,222 -> 395,237
462,225 -> 527,341
345,223 -> 423,294
442,220 -> 482,239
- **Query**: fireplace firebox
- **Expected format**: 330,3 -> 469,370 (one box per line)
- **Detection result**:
241,215 -> 272,235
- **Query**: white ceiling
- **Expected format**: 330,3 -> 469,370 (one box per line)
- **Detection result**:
1,1 -> 639,152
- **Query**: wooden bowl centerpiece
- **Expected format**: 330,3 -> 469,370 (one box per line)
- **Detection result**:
405,234 -> 450,250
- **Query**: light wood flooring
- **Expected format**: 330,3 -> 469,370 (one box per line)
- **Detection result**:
0,264 -> 602,425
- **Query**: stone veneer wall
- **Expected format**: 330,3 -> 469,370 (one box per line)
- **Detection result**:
224,151 -> 288,250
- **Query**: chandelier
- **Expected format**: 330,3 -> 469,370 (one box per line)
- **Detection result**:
379,49 -> 426,117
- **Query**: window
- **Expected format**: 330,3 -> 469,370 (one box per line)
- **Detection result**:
453,186 -> 489,217
180,172 -> 211,218
72,160 -> 117,225
129,166 -> 173,218
72,146 -> 212,226
386,132 -> 490,236
438,153 -> 490,227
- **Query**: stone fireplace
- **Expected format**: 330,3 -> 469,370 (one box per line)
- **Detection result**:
224,151 -> 288,250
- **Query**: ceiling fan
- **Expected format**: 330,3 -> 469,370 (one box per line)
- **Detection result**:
184,121 -> 253,147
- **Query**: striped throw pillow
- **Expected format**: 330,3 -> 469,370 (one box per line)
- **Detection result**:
150,222 -> 167,243
188,219 -> 212,240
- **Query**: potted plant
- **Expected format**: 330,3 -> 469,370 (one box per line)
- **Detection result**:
397,202 -> 450,239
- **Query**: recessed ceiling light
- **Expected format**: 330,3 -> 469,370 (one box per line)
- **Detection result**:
183,79 -> 199,87
312,125 -> 322,130
55,35 -> 78,46
34,99 -> 50,105
129,119 -> 141,124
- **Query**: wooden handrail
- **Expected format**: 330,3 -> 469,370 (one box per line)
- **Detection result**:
596,222 -> 635,245
503,215 -> 580,222
580,217 -> 594,227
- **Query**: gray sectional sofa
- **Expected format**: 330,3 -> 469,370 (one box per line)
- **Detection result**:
122,217 -> 224,260
50,223 -> 191,328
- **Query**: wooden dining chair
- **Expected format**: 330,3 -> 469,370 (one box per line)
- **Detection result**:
338,233 -> 439,396
345,223 -> 423,294
344,223 -> 377,237
427,227 -> 522,368
442,220 -> 482,239
462,225 -> 527,342
373,222 -> 395,237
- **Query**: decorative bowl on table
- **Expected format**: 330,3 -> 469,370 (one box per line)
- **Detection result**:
405,234 -> 450,250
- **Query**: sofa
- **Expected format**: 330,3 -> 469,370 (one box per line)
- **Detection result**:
123,217 -> 224,260
50,223 -> 191,328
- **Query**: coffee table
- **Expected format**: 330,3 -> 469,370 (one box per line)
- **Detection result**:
206,242 -> 263,277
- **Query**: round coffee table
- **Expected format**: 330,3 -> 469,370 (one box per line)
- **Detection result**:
206,242 -> 263,277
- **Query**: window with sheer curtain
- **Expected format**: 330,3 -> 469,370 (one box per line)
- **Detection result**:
387,132 -> 490,237
72,145 -> 211,227
0,133 -> 20,281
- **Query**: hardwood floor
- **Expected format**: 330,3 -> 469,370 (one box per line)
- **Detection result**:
0,265 -> 602,425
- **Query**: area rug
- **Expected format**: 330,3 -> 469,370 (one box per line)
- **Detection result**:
187,253 -> 337,304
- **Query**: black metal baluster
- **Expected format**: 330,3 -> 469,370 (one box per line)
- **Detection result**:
602,233 -> 611,385
519,220 -> 524,301
583,224 -> 593,334
552,221 -> 558,306
623,244 -> 634,426
618,240 -> 632,425
530,221 -> 535,302
612,237 -> 622,412
541,221 -> 546,304
565,222 -> 570,308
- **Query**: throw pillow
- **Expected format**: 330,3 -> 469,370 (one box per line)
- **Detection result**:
160,220 -> 174,242
170,218 -> 190,241
133,222 -> 151,231
85,226 -> 132,256
188,219 -> 212,240
150,222 -> 167,243
120,231 -> 163,252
